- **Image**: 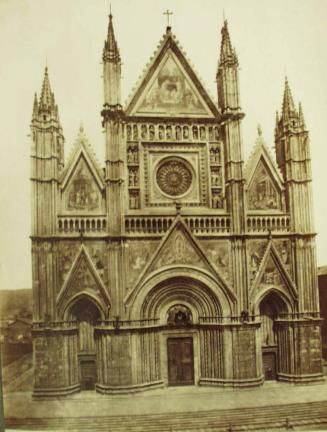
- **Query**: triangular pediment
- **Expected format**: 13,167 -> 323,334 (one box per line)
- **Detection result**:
57,245 -> 110,315
61,154 -> 104,212
126,33 -> 219,118
60,128 -> 104,213
251,241 -> 297,301
246,136 -> 284,211
124,216 -> 235,304
60,127 -> 104,190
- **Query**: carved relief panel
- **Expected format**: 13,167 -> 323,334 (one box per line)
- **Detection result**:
149,229 -> 205,272
201,240 -> 232,284
274,239 -> 293,280
247,240 -> 268,284
125,240 -> 158,291
58,241 -> 107,289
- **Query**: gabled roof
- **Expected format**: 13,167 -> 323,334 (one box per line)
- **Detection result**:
59,126 -> 104,190
251,240 -> 297,300
124,215 -> 235,305
56,244 -> 111,309
125,28 -> 219,118
245,129 -> 284,191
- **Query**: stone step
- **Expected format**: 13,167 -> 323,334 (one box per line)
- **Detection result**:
6,401 -> 327,431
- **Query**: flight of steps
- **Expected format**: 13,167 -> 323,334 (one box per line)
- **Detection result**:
2,353 -> 33,392
6,400 -> 327,431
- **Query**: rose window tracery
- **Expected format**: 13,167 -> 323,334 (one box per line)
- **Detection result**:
156,158 -> 192,197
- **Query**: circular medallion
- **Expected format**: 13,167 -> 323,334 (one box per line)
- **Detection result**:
156,158 -> 192,197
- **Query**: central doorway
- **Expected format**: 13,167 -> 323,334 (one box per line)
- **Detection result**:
167,337 -> 194,385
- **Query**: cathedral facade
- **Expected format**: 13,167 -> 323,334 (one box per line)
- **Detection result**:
30,14 -> 323,397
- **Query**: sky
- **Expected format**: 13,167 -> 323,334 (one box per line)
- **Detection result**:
0,0 -> 327,289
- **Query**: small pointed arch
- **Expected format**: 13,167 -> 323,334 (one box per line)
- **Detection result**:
64,292 -> 105,321
255,287 -> 293,317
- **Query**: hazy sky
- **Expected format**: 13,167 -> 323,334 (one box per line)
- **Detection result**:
0,0 -> 327,289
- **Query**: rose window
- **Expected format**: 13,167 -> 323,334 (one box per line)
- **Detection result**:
156,158 -> 192,197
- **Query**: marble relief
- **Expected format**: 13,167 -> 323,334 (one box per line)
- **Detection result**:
201,240 -> 231,283
151,229 -> 204,271
247,241 -> 267,284
126,240 -> 158,289
274,239 -> 293,279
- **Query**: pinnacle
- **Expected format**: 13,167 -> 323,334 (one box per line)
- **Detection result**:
32,92 -> 38,118
298,102 -> 306,129
218,19 -> 238,67
282,77 -> 296,117
103,12 -> 120,62
39,66 -> 54,109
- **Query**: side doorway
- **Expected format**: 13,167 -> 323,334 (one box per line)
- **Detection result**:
70,297 -> 100,390
259,292 -> 287,381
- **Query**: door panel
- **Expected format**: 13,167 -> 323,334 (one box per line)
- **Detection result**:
80,358 -> 97,390
167,337 -> 194,385
263,351 -> 277,380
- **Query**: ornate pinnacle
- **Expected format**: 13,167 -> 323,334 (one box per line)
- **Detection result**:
282,77 -> 296,118
103,12 -> 120,62
39,66 -> 54,110
218,20 -> 238,68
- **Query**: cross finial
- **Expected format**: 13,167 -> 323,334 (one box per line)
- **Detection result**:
164,9 -> 173,27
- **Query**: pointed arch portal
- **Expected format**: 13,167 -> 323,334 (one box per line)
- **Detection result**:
69,296 -> 101,390
259,291 -> 287,381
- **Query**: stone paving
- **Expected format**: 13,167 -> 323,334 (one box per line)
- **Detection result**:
4,379 -> 327,424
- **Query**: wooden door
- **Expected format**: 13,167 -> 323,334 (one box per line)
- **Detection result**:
80,357 -> 97,390
262,351 -> 277,380
167,337 -> 194,385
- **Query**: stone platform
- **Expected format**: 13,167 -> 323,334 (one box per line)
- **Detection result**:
4,380 -> 327,431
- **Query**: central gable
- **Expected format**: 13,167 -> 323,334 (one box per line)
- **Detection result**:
126,33 -> 219,118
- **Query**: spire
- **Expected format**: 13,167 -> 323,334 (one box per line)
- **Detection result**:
282,77 -> 296,118
39,66 -> 54,110
103,12 -> 120,62
34,66 -> 61,122
218,20 -> 238,68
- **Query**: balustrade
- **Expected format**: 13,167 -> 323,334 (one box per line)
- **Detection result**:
58,216 -> 107,233
125,215 -> 231,235
246,215 -> 290,233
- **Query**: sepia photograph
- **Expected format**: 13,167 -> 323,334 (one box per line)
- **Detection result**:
1,0 -> 327,430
